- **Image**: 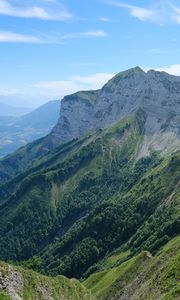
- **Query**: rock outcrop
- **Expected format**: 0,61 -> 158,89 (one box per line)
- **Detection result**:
0,265 -> 24,300
0,262 -> 93,300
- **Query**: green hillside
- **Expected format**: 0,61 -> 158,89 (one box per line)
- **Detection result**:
0,237 -> 179,300
84,236 -> 180,300
0,261 -> 93,300
0,100 -> 179,299
0,111 -> 179,282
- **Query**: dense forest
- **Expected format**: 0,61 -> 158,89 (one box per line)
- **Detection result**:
0,112 -> 179,285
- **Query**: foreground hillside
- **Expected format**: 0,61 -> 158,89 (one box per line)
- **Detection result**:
0,237 -> 179,299
84,236 -> 180,300
0,261 -> 92,300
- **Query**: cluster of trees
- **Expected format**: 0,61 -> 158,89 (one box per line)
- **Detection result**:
37,151 -> 179,279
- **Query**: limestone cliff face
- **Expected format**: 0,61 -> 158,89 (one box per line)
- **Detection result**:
50,67 -> 180,156
51,90 -> 98,145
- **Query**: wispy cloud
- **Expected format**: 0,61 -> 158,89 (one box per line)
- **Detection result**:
33,80 -> 81,96
80,30 -> 107,37
0,29 -> 107,44
143,64 -> 180,76
2,66 -> 180,107
106,0 -> 180,24
153,64 -> 180,76
169,1 -> 180,23
34,66 -> 180,99
62,30 -> 107,39
99,17 -> 110,22
0,31 -> 42,43
0,87 -> 19,96
32,73 -> 114,96
70,73 -> 114,87
0,0 -> 72,20
110,1 -> 156,22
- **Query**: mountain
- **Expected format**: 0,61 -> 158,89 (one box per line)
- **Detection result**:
0,102 -> 32,116
0,67 -> 179,299
0,100 -> 60,157
50,66 -> 180,154
0,67 -> 179,181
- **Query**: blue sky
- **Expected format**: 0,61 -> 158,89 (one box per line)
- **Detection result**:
0,0 -> 180,107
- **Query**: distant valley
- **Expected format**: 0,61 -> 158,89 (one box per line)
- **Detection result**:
0,100 -> 60,157
0,102 -> 32,117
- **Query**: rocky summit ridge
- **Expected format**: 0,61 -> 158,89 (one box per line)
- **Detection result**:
0,66 -> 180,183
50,66 -> 180,157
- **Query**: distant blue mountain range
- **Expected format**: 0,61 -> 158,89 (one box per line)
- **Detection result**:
0,102 -> 32,116
0,100 -> 60,157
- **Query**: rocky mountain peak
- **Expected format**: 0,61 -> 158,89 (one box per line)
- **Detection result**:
50,67 -> 180,157
102,66 -> 145,91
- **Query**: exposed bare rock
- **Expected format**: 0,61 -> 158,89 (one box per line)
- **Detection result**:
0,262 -> 93,300
0,265 -> 24,300
50,67 -> 180,156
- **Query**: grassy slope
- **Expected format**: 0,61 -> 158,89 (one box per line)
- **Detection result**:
0,112 -> 179,281
84,236 -> 180,300
0,292 -> 11,300
0,261 -> 93,300
0,115 -> 142,262
32,132 -> 179,278
0,238 -> 179,300
0,135 -> 93,201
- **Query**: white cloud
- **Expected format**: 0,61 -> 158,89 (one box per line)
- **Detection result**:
143,64 -> 180,76
106,0 -> 180,24
70,73 -> 114,87
0,0 -> 72,20
80,30 -> 107,37
32,73 -> 114,97
153,64 -> 180,76
0,87 -> 19,96
113,2 -> 155,22
99,17 -> 110,22
106,0 -> 158,22
0,31 -> 42,43
3,66 -> 180,108
62,30 -> 107,39
0,29 -> 107,44
33,80 -> 81,96
169,2 -> 180,23
35,66 -> 180,99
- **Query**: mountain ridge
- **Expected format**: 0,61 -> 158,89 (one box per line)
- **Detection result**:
50,66 -> 180,154
0,67 -> 179,299
0,67 -> 179,183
